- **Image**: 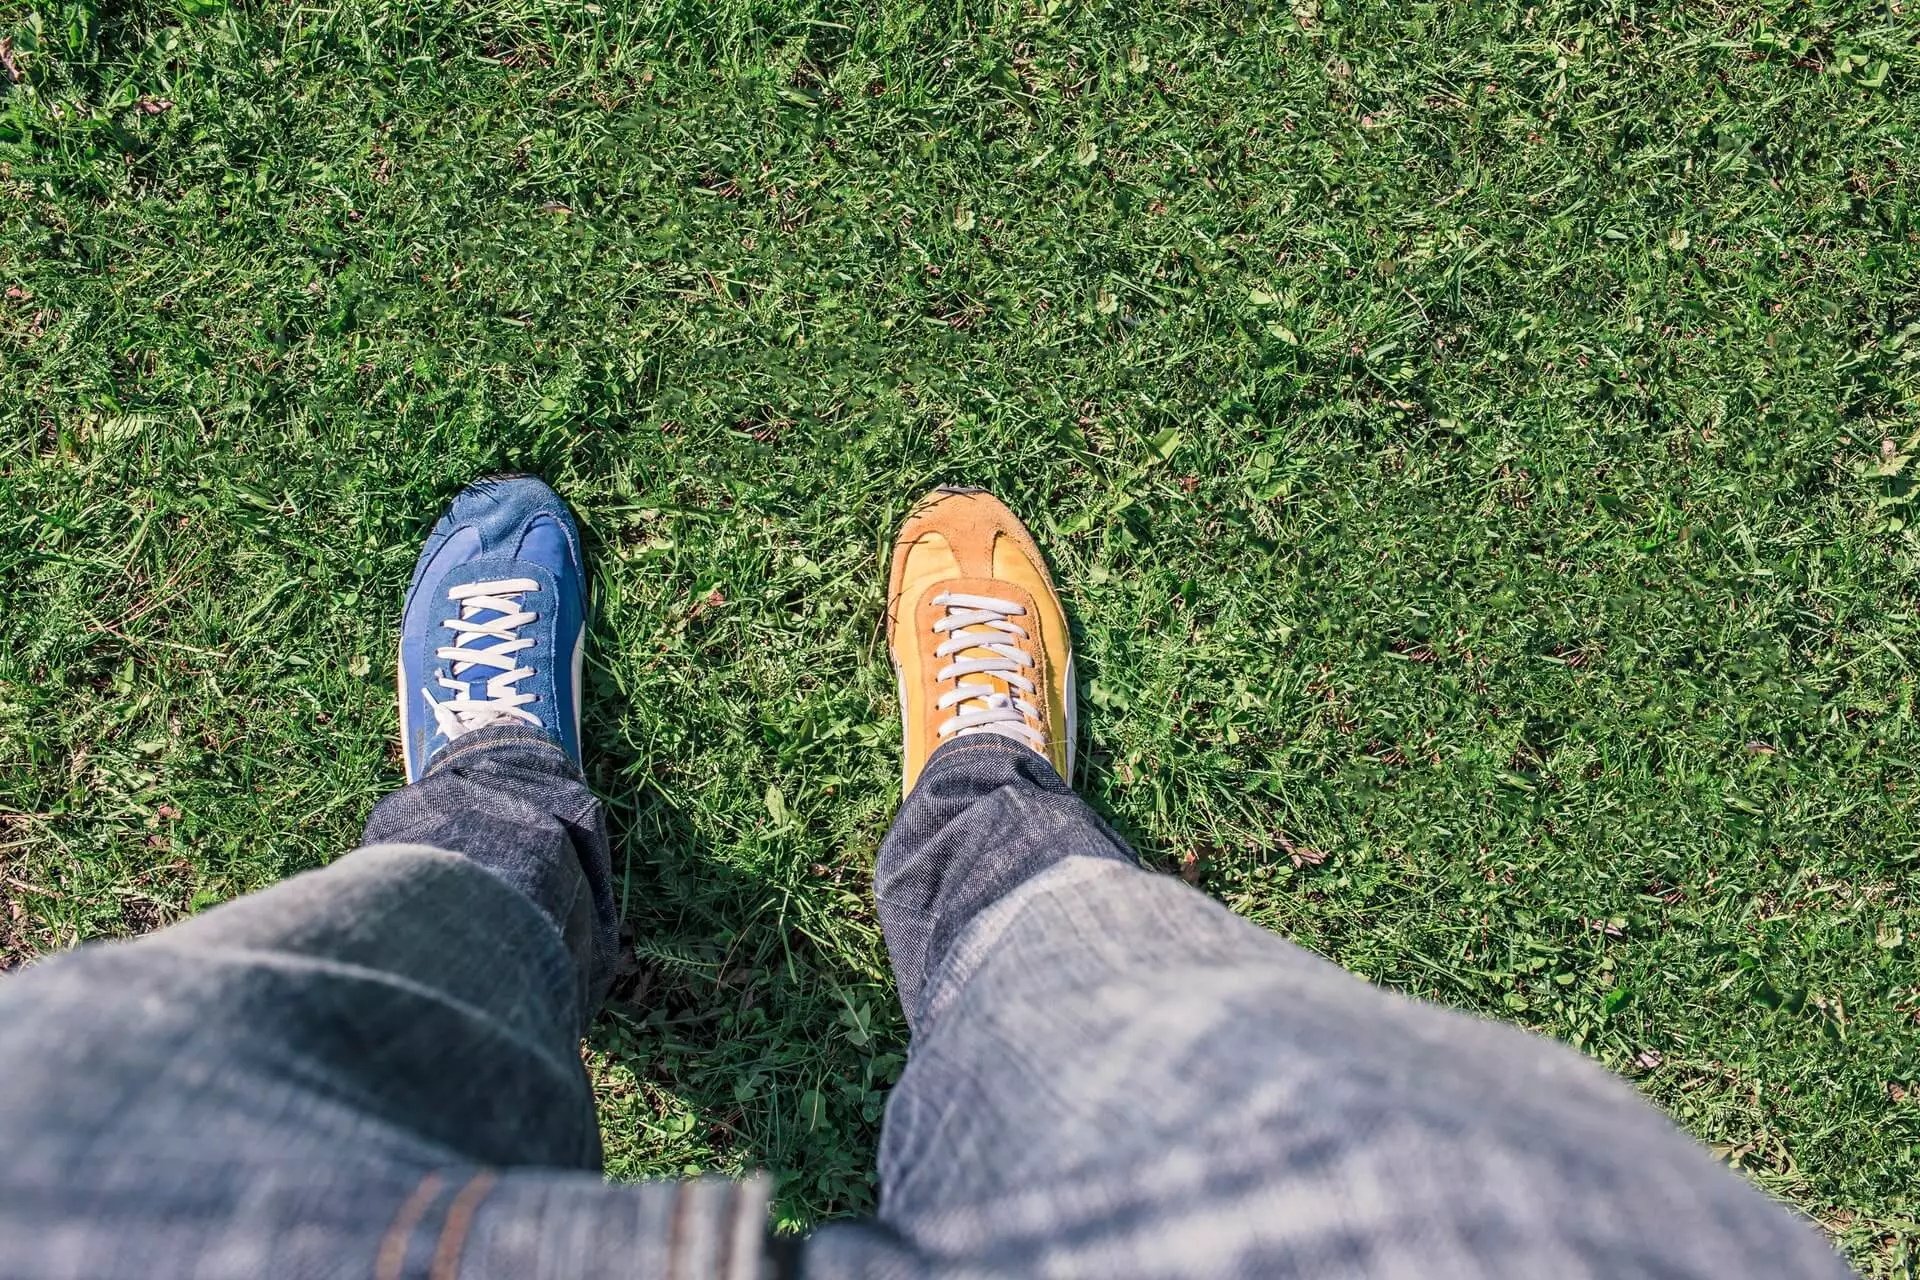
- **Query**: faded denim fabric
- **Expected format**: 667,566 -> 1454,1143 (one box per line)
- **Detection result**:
0,732 -> 1852,1279
821,736 -> 1852,1277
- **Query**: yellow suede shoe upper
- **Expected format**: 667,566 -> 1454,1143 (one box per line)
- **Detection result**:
886,487 -> 1074,794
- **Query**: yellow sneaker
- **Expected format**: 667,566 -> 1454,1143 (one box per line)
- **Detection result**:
886,486 -> 1075,794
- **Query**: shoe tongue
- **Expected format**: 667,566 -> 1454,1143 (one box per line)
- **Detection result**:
451,611 -> 514,678
465,603 -> 513,633
959,721 -> 1036,747
442,516 -> 564,676
953,669 -> 1030,745
449,582 -> 525,676
955,633 -> 1021,713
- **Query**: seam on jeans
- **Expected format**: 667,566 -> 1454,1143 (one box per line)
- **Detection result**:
561,803 -> 599,833
376,1171 -> 444,1280
715,1181 -> 739,1280
919,733 -> 1051,780
552,868 -> 593,1035
666,1182 -> 693,1280
871,896 -> 938,1024
554,785 -> 604,831
730,1178 -> 774,1280
425,733 -> 525,775
426,727 -> 579,778
429,1169 -> 498,1280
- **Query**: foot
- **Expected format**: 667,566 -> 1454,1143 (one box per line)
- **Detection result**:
398,475 -> 588,782
886,486 -> 1075,794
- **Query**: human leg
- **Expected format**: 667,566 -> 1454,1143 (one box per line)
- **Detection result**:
0,477 -> 763,1279
802,486 -> 1852,1278
0,736 -> 609,1275
809,733 -> 1851,1278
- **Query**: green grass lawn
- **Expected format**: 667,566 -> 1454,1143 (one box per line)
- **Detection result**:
4,0 -> 1919,1266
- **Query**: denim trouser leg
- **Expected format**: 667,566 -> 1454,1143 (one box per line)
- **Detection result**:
0,724 -> 1857,1278
803,735 -> 1853,1279
0,728 -> 765,1280
359,725 -> 620,1037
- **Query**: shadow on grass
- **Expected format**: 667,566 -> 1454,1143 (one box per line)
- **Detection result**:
578,698 -> 903,1228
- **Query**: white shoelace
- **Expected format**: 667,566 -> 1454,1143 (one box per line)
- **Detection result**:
422,578 -> 543,740
932,590 -> 1044,750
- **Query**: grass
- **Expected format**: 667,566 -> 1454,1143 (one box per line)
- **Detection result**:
2,0 -> 1918,1265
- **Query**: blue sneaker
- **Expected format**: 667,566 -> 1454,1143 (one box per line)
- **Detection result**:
397,475 -> 588,782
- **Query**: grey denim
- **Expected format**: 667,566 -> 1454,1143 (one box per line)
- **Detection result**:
0,729 -> 1852,1278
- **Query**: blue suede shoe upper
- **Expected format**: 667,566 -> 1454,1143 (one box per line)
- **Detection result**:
398,476 -> 587,781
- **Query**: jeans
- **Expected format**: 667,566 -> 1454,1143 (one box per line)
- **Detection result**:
0,728 -> 1851,1278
